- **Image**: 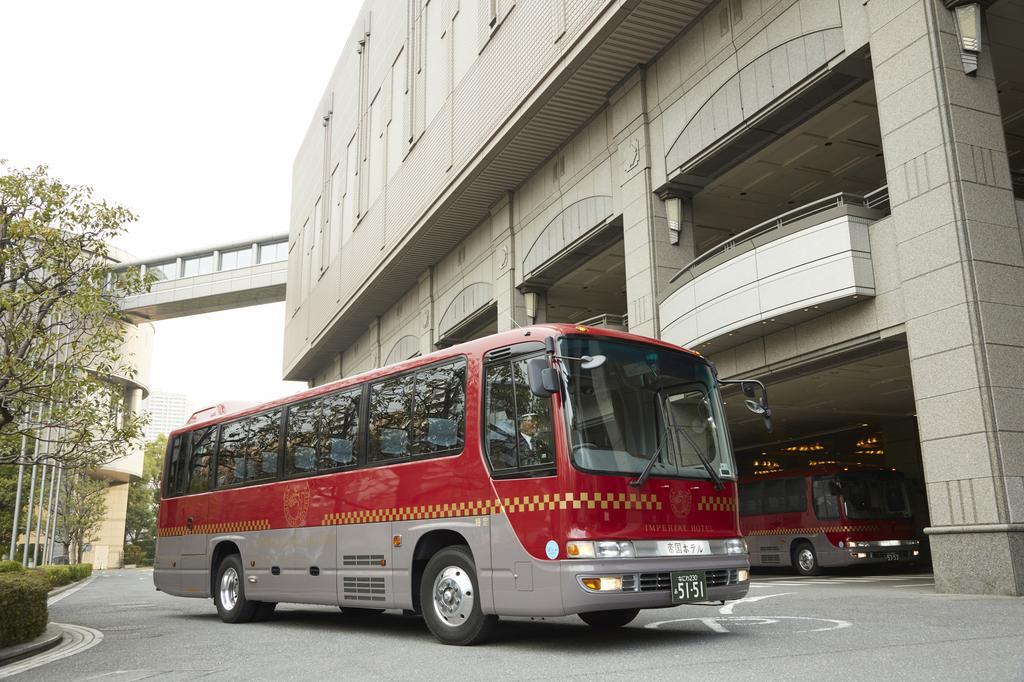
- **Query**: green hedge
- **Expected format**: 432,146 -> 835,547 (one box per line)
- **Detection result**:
34,563 -> 92,589
0,570 -> 48,647
0,560 -> 23,574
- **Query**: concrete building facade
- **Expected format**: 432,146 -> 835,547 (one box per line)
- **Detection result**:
286,0 -> 1024,594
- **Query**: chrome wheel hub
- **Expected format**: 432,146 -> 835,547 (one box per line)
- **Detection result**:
798,549 -> 815,572
220,566 -> 239,611
432,566 -> 473,627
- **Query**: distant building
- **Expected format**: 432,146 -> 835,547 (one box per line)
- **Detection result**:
142,391 -> 192,441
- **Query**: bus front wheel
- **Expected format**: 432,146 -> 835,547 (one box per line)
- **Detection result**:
792,541 -> 821,576
420,546 -> 497,645
579,608 -> 640,629
214,554 -> 261,623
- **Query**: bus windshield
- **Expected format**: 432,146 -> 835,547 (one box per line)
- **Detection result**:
559,336 -> 735,481
839,471 -> 912,519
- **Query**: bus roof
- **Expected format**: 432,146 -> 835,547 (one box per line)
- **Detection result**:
168,323 -> 702,437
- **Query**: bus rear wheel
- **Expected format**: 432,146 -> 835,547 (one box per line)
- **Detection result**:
420,546 -> 497,645
792,541 -> 821,576
214,554 -> 261,623
579,608 -> 640,629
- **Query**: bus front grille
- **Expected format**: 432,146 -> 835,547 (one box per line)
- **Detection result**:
636,569 -> 740,592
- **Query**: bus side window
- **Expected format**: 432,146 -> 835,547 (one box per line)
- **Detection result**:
368,375 -> 414,463
187,428 -> 213,494
484,357 -> 555,475
286,401 -> 318,474
485,362 -> 517,471
165,436 -> 182,497
320,389 -> 360,469
412,360 -> 466,456
784,478 -> 806,512
247,410 -> 281,482
217,420 -> 246,487
739,481 -> 762,516
812,477 -> 840,520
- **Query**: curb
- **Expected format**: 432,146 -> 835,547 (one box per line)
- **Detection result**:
0,623 -> 63,667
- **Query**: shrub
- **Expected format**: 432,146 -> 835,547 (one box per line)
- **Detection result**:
123,544 -> 144,565
0,570 -> 49,647
0,560 -> 24,573
36,565 -> 73,588
70,564 -> 92,581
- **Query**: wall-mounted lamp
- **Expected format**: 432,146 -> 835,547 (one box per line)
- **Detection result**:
949,1 -> 982,75
524,291 -> 539,322
664,196 -> 682,246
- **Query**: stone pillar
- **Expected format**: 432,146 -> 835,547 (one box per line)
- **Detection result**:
868,0 -> 1024,594
610,69 -> 693,337
493,193 -> 529,331
417,269 -> 435,355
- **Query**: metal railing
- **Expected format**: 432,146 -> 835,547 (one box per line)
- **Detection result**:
670,185 -> 889,284
111,235 -> 289,283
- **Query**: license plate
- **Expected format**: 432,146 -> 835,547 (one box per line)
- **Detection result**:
659,540 -> 711,556
886,552 -> 899,561
672,571 -> 707,604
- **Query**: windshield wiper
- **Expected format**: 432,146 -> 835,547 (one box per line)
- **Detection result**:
670,419 -> 725,491
630,390 -> 672,488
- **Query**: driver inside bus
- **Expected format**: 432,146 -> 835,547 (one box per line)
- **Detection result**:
518,412 -> 552,465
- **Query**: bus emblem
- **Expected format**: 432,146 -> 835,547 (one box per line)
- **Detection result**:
670,488 -> 692,518
283,481 -> 311,527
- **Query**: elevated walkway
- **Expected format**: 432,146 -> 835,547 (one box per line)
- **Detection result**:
116,235 -> 288,321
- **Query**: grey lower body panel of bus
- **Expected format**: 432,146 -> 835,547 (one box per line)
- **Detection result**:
155,513 -> 750,617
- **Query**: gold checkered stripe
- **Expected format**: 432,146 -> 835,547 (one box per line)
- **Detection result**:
158,519 -> 271,537
696,495 -> 737,512
322,499 -> 503,526
503,491 -> 661,513
745,524 -> 880,537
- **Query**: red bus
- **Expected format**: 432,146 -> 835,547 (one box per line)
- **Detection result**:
738,465 -> 921,576
155,324 -> 763,645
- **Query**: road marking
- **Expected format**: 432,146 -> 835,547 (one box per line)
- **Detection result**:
645,615 -> 852,633
48,576 -> 96,606
0,623 -> 103,679
893,582 -> 935,588
720,592 -> 793,615
699,618 -> 730,633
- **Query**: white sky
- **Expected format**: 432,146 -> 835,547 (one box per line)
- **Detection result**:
1,1 -> 362,413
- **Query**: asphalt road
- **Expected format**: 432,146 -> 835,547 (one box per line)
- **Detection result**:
9,568 -> 1024,680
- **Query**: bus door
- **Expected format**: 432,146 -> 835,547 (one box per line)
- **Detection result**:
179,426 -> 215,596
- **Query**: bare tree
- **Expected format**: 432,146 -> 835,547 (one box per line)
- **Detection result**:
0,162 -> 151,469
55,471 -> 108,564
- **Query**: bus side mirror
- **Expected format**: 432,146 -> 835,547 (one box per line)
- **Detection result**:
527,357 -> 559,397
723,378 -> 773,433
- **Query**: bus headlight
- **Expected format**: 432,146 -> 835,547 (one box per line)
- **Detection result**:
725,539 -> 747,555
566,540 -> 635,559
580,576 -> 624,591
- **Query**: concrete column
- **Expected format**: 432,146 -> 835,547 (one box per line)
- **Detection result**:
493,193 -> 529,331
868,0 -> 1024,594
610,69 -> 692,337
417,269 -> 435,356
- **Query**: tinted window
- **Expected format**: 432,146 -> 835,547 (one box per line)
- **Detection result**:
286,401 -> 318,474
187,428 -> 215,494
216,420 -> 246,487
165,436 -> 182,496
368,375 -> 413,463
247,410 -> 281,483
412,361 -> 466,455
763,479 -> 786,513
319,390 -> 361,469
484,356 -> 554,474
739,481 -> 762,516
785,478 -> 806,512
812,477 -> 840,520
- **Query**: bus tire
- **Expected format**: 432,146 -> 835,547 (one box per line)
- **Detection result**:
340,607 -> 385,616
214,554 -> 261,623
420,546 -> 497,646
792,541 -> 821,576
579,608 -> 640,629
